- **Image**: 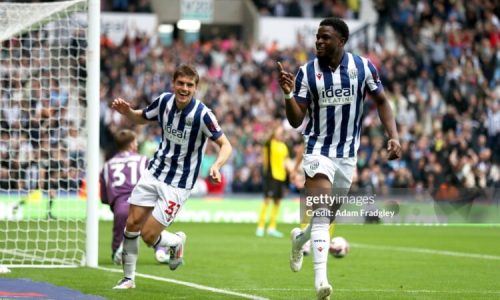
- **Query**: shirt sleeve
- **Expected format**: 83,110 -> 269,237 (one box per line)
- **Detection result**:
201,110 -> 223,141
365,59 -> 384,95
142,93 -> 171,121
294,67 -> 310,104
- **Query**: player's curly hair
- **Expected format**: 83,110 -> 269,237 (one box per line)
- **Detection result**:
319,18 -> 349,43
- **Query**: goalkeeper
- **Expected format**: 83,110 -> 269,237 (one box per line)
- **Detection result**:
100,129 -> 167,264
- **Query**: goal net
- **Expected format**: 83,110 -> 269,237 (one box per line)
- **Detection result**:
0,0 -> 89,267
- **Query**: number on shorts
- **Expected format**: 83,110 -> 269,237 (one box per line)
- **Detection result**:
164,200 -> 180,222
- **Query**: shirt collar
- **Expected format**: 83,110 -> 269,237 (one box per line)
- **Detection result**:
173,97 -> 196,116
340,51 -> 348,68
318,51 -> 348,71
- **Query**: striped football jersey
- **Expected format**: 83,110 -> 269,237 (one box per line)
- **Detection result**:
143,92 -> 223,189
293,51 -> 383,158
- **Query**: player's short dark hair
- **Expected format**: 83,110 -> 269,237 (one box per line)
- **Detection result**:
319,18 -> 349,43
114,129 -> 136,151
173,64 -> 199,85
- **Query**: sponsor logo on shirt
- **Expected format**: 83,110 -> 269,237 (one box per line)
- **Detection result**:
164,124 -> 188,144
319,84 -> 355,106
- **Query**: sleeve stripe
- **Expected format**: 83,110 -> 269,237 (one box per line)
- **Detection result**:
203,111 -> 223,140
294,68 -> 304,96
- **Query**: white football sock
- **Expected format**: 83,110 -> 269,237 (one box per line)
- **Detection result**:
311,222 -> 330,290
154,231 -> 181,248
122,230 -> 140,280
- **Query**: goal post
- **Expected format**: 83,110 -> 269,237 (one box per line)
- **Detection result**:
0,0 -> 100,268
86,0 -> 100,268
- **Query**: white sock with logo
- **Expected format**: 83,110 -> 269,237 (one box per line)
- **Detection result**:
311,222 -> 330,290
122,230 -> 140,280
154,231 -> 181,248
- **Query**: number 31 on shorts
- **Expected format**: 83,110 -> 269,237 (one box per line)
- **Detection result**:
164,200 -> 180,222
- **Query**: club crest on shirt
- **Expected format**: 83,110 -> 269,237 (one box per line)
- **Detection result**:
348,68 -> 358,79
185,117 -> 193,127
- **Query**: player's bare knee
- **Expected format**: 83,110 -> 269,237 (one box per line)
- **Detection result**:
140,230 -> 157,246
125,219 -> 142,232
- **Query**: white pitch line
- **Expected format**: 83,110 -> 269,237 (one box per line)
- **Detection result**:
228,288 -> 500,295
352,243 -> 500,261
335,288 -> 500,295
97,266 -> 269,300
0,249 -> 79,267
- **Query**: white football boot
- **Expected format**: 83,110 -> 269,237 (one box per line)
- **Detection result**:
112,245 -> 123,265
316,282 -> 333,300
112,277 -> 135,289
168,232 -> 186,271
289,228 -> 304,272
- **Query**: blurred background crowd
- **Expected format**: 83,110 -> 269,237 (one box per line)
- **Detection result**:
1,0 -> 499,200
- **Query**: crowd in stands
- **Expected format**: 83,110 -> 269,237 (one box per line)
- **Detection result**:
253,0 -> 360,19
0,27 -> 87,194
102,0 -> 153,12
364,0 -> 500,201
1,0 -> 499,202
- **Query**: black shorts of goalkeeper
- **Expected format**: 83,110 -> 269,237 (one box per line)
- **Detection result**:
263,177 -> 286,199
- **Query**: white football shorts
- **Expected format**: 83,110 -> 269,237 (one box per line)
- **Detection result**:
302,153 -> 356,191
128,170 -> 191,226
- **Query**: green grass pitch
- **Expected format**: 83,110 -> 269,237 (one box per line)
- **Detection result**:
2,222 -> 500,299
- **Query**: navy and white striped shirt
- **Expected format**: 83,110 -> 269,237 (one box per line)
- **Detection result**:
293,51 -> 383,158
143,92 -> 223,189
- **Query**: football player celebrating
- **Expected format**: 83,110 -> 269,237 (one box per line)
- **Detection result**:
111,64 -> 232,289
278,18 -> 400,299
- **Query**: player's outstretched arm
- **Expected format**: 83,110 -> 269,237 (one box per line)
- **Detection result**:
372,91 -> 401,160
111,97 -> 148,124
277,62 -> 307,128
209,134 -> 232,184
